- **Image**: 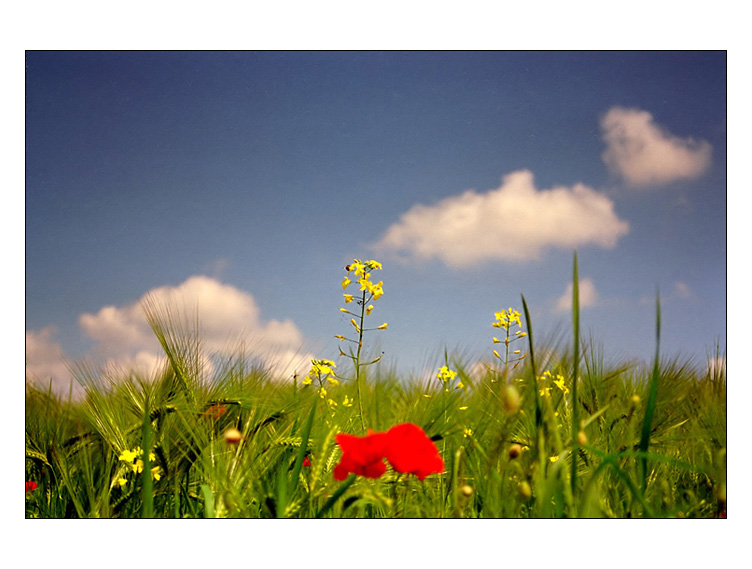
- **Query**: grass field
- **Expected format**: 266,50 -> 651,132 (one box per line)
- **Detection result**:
25,256 -> 726,519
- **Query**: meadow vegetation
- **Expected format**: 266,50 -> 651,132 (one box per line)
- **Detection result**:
25,255 -> 726,518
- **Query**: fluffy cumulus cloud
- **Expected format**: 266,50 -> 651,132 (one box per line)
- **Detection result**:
25,326 -> 83,398
371,170 -> 629,268
27,276 -> 313,396
555,278 -> 599,313
600,107 -> 712,187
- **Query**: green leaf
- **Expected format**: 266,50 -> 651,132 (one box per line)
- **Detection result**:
200,484 -> 215,518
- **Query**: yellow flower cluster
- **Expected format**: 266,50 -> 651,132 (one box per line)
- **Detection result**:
303,358 -> 338,387
342,259 -> 384,301
302,358 -> 354,416
436,365 -> 464,392
337,259 -> 388,340
491,307 -> 527,375
117,446 -> 162,486
538,369 -> 569,397
492,308 -> 522,331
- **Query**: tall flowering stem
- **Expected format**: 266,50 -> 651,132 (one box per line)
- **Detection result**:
337,259 -> 386,431
491,307 -> 527,382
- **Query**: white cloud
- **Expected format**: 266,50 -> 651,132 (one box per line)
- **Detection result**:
672,281 -> 693,300
639,281 -> 694,305
371,170 -> 629,268
25,326 -> 82,398
27,276 -> 314,396
600,106 -> 712,187
555,278 -> 599,313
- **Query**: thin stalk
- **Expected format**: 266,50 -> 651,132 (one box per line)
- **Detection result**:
639,289 -> 661,495
355,288 -> 368,431
141,399 -> 154,519
571,251 -> 580,496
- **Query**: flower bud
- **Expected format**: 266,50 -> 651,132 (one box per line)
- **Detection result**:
460,484 -> 474,497
508,443 -> 523,460
224,428 -> 242,445
518,481 -> 532,500
577,430 -> 588,446
502,385 -> 521,414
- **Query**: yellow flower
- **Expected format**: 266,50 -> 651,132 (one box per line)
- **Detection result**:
343,294 -> 354,303
341,277 -> 351,290
377,323 -> 388,330
492,308 -> 522,331
334,335 -> 346,341
553,376 -> 569,394
366,304 -> 374,315
370,281 -> 384,300
463,427 -> 473,438
350,318 -> 360,333
302,376 -> 313,386
119,448 -> 139,463
436,365 -> 457,383
351,260 -> 367,277
343,395 -> 354,407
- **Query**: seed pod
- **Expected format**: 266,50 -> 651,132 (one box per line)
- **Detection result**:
224,428 -> 242,445
508,443 -> 523,460
577,430 -> 588,446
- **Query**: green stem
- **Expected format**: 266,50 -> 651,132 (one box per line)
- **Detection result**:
355,289 -> 367,432
571,251 -> 580,498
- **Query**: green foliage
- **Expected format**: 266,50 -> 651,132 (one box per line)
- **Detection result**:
25,255 -> 726,518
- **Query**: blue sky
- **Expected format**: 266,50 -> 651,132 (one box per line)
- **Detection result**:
25,51 -> 727,396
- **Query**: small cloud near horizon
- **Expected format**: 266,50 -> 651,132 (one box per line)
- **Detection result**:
600,106 -> 712,188
555,277 -> 599,313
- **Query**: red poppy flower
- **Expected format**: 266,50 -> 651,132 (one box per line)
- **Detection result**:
26,481 -> 38,493
333,430 -> 390,480
302,456 -> 312,467
384,423 -> 444,481
333,423 -> 444,482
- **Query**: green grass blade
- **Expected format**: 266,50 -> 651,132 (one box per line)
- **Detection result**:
141,399 -> 154,519
571,250 -> 580,495
520,295 -> 540,430
639,289 -> 661,494
315,474 -> 356,518
200,484 -> 215,518
288,398 -> 318,498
